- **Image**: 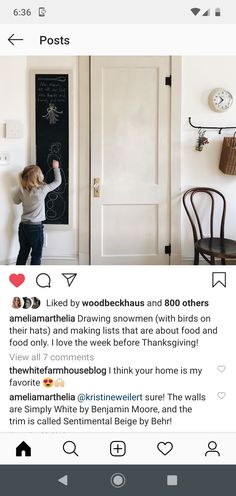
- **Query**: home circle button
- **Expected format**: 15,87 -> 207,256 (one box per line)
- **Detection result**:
110,473 -> 126,488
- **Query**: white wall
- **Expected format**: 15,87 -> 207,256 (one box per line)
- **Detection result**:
181,56 -> 236,262
0,56 -> 81,265
0,57 -> 29,264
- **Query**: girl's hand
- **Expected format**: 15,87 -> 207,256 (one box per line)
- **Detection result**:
52,160 -> 60,169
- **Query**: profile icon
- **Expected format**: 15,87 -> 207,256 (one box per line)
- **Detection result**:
31,297 -> 41,309
12,297 -> 22,309
205,441 -> 220,457
22,297 -> 32,309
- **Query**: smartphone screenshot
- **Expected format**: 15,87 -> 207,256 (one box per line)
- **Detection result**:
0,1 -> 235,493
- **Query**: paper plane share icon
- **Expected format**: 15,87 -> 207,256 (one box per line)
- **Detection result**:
62,273 -> 77,287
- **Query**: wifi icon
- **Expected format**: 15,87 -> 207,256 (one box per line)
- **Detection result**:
191,7 -> 201,15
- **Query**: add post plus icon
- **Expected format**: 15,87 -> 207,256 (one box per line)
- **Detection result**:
110,441 -> 126,457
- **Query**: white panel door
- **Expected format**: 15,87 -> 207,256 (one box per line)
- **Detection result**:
91,56 -> 171,265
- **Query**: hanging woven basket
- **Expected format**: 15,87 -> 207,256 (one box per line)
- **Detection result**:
219,132 -> 236,175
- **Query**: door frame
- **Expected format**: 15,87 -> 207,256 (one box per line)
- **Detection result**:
170,56 -> 182,265
78,56 -> 182,265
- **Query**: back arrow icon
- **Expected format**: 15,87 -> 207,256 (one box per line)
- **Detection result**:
8,34 -> 24,46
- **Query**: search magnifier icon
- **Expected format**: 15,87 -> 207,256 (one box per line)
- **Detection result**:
63,441 -> 78,456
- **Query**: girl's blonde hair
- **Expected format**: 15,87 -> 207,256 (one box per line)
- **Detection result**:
20,165 -> 44,192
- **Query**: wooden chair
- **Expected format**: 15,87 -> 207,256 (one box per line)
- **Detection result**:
183,187 -> 236,265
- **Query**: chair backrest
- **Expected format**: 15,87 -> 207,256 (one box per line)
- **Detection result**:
183,187 -> 226,242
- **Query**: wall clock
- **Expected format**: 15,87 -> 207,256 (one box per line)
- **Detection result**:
208,88 -> 233,112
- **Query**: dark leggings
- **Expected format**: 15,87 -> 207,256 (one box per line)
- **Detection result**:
16,223 -> 44,265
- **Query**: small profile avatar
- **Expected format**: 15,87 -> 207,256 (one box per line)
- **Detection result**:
205,441 -> 220,457
22,297 -> 32,310
54,378 -> 65,387
31,297 -> 41,309
12,297 -> 22,309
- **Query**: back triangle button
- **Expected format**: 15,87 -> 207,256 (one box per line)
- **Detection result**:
58,475 -> 68,486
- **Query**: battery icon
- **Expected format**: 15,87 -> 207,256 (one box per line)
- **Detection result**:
215,7 -> 221,16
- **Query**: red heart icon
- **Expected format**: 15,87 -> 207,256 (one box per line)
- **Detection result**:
9,274 -> 25,287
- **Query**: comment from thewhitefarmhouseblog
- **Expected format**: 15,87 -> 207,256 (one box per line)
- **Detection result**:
1,266 -> 234,433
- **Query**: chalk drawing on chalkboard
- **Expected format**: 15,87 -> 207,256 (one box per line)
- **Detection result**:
43,103 -> 63,124
47,142 -> 62,167
46,142 -> 66,194
37,76 -> 67,83
35,73 -> 69,224
46,192 -> 66,221
44,141 -> 68,221
45,169 -> 67,221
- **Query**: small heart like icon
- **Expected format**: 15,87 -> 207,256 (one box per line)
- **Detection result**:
157,442 -> 173,456
217,392 -> 226,399
217,365 -> 226,373
9,274 -> 25,288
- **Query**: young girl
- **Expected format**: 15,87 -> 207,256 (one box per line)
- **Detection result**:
13,160 -> 61,265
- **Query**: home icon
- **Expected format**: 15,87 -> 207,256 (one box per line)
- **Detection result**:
16,441 -> 31,457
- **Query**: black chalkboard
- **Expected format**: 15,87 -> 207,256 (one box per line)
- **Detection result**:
35,74 -> 69,224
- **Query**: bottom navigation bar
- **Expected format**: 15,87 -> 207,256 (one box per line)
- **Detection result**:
0,465 -> 235,495
0,433 -> 235,465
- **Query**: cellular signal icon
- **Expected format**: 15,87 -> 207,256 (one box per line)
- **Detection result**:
191,7 -> 201,16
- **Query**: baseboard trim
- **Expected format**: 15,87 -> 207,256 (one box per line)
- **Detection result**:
181,257 -> 236,265
42,257 -> 79,265
2,255 -> 235,266
1,257 -> 79,266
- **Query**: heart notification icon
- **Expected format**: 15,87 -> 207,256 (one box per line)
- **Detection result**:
9,274 -> 25,288
157,442 -> 174,456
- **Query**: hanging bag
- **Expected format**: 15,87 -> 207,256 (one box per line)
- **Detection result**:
219,132 -> 236,175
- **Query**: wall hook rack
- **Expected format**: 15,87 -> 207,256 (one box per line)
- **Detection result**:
189,116 -> 236,135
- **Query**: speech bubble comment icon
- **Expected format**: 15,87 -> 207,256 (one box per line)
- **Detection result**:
36,273 -> 51,288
